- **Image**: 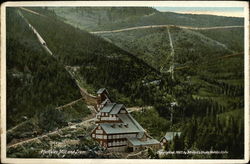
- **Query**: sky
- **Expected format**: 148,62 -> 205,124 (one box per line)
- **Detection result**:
154,7 -> 244,17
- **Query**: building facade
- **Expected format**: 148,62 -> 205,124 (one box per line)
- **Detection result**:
91,88 -> 160,152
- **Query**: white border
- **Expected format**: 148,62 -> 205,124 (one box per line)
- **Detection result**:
1,1 -> 249,164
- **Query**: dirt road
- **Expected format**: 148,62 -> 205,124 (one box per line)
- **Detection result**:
91,25 -> 243,34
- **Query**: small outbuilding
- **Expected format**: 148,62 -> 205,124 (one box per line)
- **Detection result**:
160,132 -> 182,148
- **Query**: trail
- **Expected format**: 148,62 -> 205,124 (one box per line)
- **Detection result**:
8,9 -> 100,149
166,27 -> 175,79
19,7 -> 46,17
19,7 -> 238,56
91,25 -> 243,34
127,106 -> 153,113
19,7 -> 243,34
167,27 -> 174,52
7,117 -> 96,149
7,119 -> 30,134
56,98 -> 83,110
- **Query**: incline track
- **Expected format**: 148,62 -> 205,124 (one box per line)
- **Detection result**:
7,9 -> 99,149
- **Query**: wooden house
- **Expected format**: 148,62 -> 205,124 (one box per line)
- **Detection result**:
91,89 -> 160,152
160,132 -> 182,148
96,88 -> 111,112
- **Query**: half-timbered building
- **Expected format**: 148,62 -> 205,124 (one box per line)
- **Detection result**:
91,88 -> 160,152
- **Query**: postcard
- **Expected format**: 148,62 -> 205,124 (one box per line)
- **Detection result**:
1,1 -> 249,164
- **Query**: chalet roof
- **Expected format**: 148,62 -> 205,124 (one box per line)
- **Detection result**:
128,138 -> 160,146
99,114 -> 145,134
100,103 -> 125,114
162,132 -> 182,141
97,88 -> 109,94
100,103 -> 116,113
122,113 -> 145,132
110,104 -> 124,115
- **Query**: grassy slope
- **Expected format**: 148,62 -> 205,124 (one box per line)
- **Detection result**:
98,26 -> 240,72
50,7 -> 157,31
50,7 -> 244,31
100,28 -> 172,71
197,28 -> 244,52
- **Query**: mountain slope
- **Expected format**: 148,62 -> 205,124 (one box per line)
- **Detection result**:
49,7 -> 244,31
20,7 -> 165,107
6,8 -> 84,129
6,7 -> 245,159
97,26 -> 241,72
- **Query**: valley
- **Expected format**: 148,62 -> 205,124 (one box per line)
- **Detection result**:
6,7 -> 245,159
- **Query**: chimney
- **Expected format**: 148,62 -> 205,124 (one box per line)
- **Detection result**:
124,123 -> 128,128
119,124 -> 123,128
111,124 -> 115,128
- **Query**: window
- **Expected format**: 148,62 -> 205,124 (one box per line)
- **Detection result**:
92,134 -> 95,138
108,135 -> 112,139
108,143 -> 111,146
103,135 -> 107,139
96,135 -> 102,139
98,126 -> 101,130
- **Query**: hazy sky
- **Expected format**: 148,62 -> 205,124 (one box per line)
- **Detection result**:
154,7 -> 244,17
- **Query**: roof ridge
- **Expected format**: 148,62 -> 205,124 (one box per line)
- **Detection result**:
110,103 -> 124,114
127,113 -> 145,132
100,102 -> 116,113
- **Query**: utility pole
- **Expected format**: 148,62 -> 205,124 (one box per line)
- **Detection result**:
170,101 -> 178,125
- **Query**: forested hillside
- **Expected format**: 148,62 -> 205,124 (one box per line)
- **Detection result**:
20,7 -> 167,107
6,8 -> 94,147
49,7 -> 244,31
6,7 -> 245,159
98,26 -> 242,71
